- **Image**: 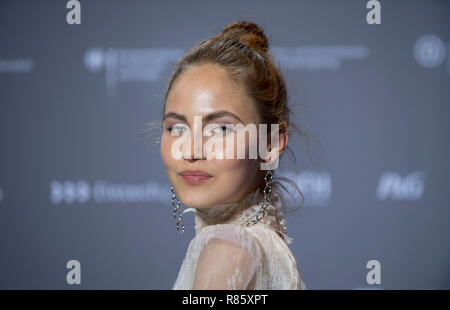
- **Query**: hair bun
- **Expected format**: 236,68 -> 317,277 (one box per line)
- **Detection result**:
220,21 -> 269,54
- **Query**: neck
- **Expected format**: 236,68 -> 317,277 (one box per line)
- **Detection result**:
181,187 -> 294,244
194,187 -> 263,226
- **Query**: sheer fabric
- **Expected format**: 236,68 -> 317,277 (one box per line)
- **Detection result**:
172,188 -> 306,290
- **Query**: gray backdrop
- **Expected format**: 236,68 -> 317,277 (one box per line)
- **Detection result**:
0,0 -> 449,289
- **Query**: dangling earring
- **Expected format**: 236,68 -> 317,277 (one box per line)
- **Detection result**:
171,185 -> 185,234
246,169 -> 273,227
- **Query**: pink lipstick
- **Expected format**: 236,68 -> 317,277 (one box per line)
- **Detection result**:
179,170 -> 212,185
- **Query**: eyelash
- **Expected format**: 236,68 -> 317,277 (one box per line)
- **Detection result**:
165,124 -> 233,134
166,125 -> 187,134
215,124 -> 232,133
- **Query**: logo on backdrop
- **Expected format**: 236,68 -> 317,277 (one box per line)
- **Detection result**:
376,171 -> 426,201
281,171 -> 332,207
0,51 -> 34,73
50,180 -> 169,204
85,45 -> 370,103
84,47 -> 185,103
272,45 -> 370,71
414,34 -> 448,70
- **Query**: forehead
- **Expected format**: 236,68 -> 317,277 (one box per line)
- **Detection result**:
165,63 -> 259,123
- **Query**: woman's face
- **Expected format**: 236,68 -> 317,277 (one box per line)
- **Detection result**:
161,63 -> 264,209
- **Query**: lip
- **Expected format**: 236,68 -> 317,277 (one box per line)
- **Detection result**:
179,170 -> 212,185
180,170 -> 212,177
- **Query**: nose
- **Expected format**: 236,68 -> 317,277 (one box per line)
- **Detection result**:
184,131 -> 205,161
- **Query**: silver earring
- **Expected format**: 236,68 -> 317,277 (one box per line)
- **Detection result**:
171,185 -> 185,234
246,169 -> 273,227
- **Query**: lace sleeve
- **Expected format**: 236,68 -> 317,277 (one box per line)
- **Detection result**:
191,224 -> 263,290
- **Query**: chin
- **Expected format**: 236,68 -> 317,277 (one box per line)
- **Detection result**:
178,189 -> 214,208
181,198 -> 213,209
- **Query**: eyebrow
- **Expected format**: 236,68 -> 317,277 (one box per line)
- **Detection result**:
163,110 -> 243,123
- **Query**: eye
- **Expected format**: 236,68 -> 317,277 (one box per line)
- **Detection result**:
166,124 -> 189,135
212,124 -> 234,135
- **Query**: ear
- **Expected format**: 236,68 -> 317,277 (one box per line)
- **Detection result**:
264,123 -> 289,165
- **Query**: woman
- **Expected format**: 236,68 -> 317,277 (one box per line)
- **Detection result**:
159,21 -> 307,289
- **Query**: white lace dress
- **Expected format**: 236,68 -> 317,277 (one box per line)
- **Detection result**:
172,188 -> 306,290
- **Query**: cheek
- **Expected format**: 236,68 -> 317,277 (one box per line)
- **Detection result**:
215,157 -> 255,183
209,131 -> 258,172
209,129 -> 256,160
161,134 -> 175,170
